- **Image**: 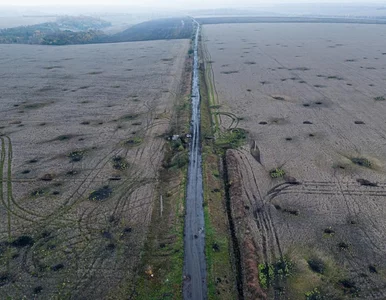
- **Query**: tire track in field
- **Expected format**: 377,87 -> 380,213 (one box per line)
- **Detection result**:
5,136 -> 12,273
4,136 -> 43,219
40,95 -> 164,294
14,145 -> 148,289
0,136 -> 11,271
266,177 -> 386,298
331,172 -> 386,299
236,150 -> 285,296
269,181 -> 386,198
54,104 -> 166,296
202,30 -> 222,128
236,148 -> 386,298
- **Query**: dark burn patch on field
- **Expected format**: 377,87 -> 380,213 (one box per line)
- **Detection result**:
119,114 -> 139,121
221,70 -> 239,75
339,279 -> 360,296
40,174 -> 54,181
308,258 -> 325,274
112,156 -> 129,170
51,263 -> 65,272
287,67 -> 310,71
87,71 -> 103,75
351,157 -> 372,168
22,102 -> 53,110
43,65 -> 63,70
272,96 -> 285,101
123,137 -> 142,147
324,227 -> 335,235
327,75 -> 344,80
33,286 -> 43,294
369,265 -> 378,273
68,150 -> 85,162
0,272 -> 11,287
282,208 -> 299,216
11,235 -> 34,248
55,135 -> 73,141
31,189 -> 46,197
338,242 -> 350,250
89,186 -> 112,201
66,170 -> 78,176
357,179 -> 377,187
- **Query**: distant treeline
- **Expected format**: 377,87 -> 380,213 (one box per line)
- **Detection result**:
196,16 -> 386,25
0,16 -> 111,45
107,18 -> 193,43
0,17 -> 193,45
42,30 -> 106,45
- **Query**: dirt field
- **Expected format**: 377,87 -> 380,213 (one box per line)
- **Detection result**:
0,39 -> 189,298
202,23 -> 386,299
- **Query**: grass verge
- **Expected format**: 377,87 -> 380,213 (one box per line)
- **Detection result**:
200,43 -> 237,299
109,47 -> 194,299
133,164 -> 187,299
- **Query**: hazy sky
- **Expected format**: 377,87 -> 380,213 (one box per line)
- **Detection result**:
1,0 -> 384,8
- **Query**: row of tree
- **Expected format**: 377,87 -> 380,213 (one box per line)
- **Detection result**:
0,17 -> 193,45
0,16 -> 111,45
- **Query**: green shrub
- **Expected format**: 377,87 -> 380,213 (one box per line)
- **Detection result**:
374,96 -> 385,101
305,288 -> 322,300
258,258 -> 292,289
216,128 -> 247,150
270,168 -> 285,178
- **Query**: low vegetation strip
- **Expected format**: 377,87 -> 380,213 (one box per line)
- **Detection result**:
200,34 -> 241,299
131,39 -> 193,299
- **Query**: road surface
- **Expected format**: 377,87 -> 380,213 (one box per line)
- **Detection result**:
183,19 -> 207,300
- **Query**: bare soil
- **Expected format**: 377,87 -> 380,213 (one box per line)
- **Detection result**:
0,39 -> 189,298
203,23 -> 386,299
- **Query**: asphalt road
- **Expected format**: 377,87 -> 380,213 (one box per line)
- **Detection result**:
182,20 -> 207,300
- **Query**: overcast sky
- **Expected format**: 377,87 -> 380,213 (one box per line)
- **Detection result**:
1,0 -> 384,8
